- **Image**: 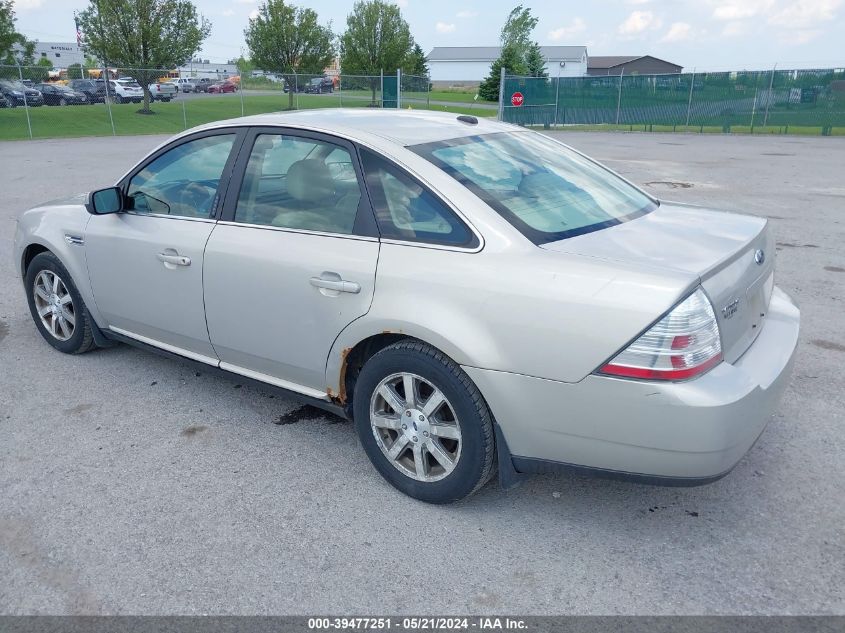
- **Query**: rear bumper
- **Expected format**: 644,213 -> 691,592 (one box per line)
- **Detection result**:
465,286 -> 800,484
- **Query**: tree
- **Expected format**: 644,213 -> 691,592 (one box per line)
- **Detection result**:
478,45 -> 526,101
525,42 -> 547,78
245,0 -> 334,110
1,0 -> 35,65
77,0 -> 211,113
478,5 -> 544,101
500,5 -> 538,54
403,43 -> 428,78
340,0 -> 412,104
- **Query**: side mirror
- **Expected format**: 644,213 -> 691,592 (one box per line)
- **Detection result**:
87,187 -> 123,215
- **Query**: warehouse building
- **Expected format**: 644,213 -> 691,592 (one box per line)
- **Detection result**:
427,46 -> 588,86
586,55 -> 683,76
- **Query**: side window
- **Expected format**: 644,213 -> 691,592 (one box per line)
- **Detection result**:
126,134 -> 236,219
234,134 -> 362,235
360,150 -> 473,246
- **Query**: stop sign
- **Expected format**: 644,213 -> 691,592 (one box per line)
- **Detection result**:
511,92 -> 524,107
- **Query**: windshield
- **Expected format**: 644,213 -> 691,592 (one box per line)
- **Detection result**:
410,131 -> 657,244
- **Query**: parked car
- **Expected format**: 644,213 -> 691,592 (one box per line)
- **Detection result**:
12,110 -> 800,504
172,78 -> 196,93
206,80 -> 237,94
283,79 -> 305,93
0,79 -> 44,107
148,82 -> 178,102
68,79 -> 107,103
108,79 -> 144,104
192,78 -> 215,93
305,77 -> 333,94
0,92 -> 10,108
36,83 -> 88,106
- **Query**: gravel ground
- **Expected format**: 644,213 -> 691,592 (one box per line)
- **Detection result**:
1,130 -> 843,615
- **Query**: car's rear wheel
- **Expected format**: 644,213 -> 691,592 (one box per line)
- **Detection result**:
59,98 -> 67,106
114,95 -> 123,104
25,252 -> 96,355
353,340 -> 496,503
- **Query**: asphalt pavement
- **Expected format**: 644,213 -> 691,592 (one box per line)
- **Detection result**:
0,130 -> 843,615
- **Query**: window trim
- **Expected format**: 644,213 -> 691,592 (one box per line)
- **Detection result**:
220,126 -> 379,238
357,147 -> 481,251
117,127 -> 249,221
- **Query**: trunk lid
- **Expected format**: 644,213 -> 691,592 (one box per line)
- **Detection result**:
541,203 -> 775,363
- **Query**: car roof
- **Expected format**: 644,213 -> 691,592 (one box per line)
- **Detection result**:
191,109 -> 517,147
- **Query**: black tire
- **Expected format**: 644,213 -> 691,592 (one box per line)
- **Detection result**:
59,98 -> 67,106
353,340 -> 496,503
25,252 -> 96,355
114,95 -> 123,104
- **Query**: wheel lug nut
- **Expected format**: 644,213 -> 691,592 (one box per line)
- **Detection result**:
405,411 -> 411,417
402,424 -> 407,430
423,431 -> 429,437
418,415 -> 424,421
412,436 -> 418,442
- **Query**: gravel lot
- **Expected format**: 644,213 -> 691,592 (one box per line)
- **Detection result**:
1,130 -> 843,615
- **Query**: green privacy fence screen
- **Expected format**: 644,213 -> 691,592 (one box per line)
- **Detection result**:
501,68 -> 845,135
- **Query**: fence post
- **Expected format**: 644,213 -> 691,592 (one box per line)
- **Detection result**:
397,68 -> 401,109
239,75 -> 245,116
763,63 -> 776,127
615,67 -> 624,126
182,99 -> 187,129
554,63 -> 561,127
339,75 -> 343,107
685,67 -> 696,128
101,65 -> 116,136
497,66 -> 506,121
16,61 -> 33,140
295,74 -> 299,110
380,69 -> 384,107
750,84 -> 759,132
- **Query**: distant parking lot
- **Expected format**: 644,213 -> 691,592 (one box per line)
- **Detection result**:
1,131 -> 843,615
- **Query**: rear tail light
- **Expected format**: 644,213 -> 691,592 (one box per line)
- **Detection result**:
598,288 -> 722,381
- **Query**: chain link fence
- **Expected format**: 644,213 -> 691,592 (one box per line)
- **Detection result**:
0,65 -> 434,141
500,67 -> 845,135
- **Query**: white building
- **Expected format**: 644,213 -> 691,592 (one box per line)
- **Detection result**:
26,41 -> 88,67
427,46 -> 588,85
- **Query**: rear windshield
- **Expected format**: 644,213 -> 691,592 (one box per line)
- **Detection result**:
410,131 -> 657,244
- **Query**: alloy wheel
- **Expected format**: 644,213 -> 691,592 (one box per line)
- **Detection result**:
369,372 -> 462,482
32,270 -> 76,341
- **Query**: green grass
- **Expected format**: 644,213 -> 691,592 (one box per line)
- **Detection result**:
0,94 -> 494,141
531,123 -> 845,136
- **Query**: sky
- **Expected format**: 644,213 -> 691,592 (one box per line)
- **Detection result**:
11,0 -> 845,71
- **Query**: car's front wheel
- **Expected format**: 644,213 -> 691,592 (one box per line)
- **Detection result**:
25,252 -> 96,355
353,340 -> 496,503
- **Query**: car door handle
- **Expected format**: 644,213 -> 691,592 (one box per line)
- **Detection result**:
157,253 -> 191,266
310,275 -> 361,294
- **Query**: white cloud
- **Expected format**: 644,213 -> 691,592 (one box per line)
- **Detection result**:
456,10 -> 478,18
769,0 -> 842,27
660,22 -> 693,42
436,21 -> 456,33
721,21 -> 747,36
395,0 -> 409,8
791,28 -> 822,42
617,11 -> 662,36
13,0 -> 43,10
248,9 -> 259,20
222,8 -> 235,16
548,17 -> 586,41
711,0 -> 774,21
